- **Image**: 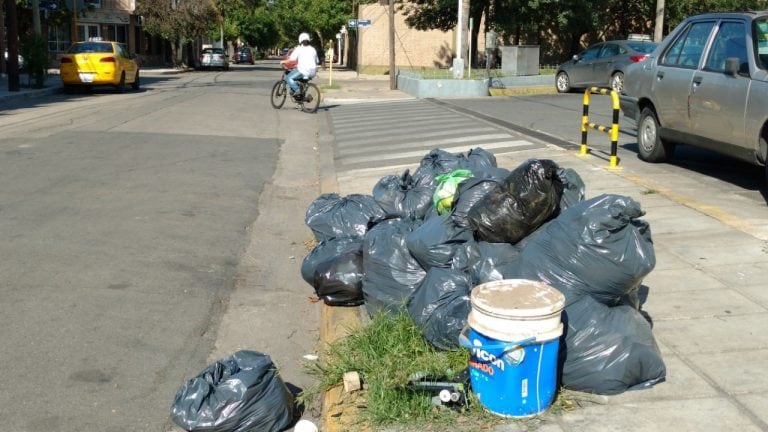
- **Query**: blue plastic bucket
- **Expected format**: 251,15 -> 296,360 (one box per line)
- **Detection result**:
462,279 -> 565,418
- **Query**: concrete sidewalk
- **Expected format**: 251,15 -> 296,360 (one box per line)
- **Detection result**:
317,73 -> 768,431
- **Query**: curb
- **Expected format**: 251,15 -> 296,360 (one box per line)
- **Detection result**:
316,110 -> 369,432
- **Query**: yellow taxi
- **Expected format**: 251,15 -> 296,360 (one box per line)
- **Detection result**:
59,38 -> 140,92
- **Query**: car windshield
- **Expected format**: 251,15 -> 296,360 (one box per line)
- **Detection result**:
204,48 -> 225,54
755,17 -> 768,69
68,42 -> 114,54
626,42 -> 657,53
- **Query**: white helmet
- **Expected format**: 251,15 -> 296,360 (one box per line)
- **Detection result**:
298,32 -> 311,44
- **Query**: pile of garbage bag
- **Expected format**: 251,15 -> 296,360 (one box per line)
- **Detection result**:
301,147 -> 666,395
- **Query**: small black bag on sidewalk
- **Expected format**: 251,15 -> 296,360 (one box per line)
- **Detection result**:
170,350 -> 294,432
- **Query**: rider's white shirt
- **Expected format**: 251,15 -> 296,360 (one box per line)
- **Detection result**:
289,45 -> 319,78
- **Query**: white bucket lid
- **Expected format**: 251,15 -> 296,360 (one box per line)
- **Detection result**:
471,279 -> 565,319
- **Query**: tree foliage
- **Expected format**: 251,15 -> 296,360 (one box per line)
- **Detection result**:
399,0 -> 768,62
135,0 -> 219,43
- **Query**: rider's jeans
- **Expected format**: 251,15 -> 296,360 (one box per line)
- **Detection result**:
285,70 -> 305,93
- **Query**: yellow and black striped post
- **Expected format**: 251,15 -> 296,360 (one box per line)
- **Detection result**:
580,87 -> 621,168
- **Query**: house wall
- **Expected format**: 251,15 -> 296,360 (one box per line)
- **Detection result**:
357,3 -> 490,72
358,3 -> 454,70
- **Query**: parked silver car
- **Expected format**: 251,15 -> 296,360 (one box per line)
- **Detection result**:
199,47 -> 229,71
555,40 -> 657,93
620,11 -> 768,182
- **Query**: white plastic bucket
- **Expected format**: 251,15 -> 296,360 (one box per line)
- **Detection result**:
463,279 -> 565,418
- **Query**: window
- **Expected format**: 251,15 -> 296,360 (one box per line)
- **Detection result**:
580,45 -> 601,61
47,25 -> 70,52
705,21 -> 748,73
106,25 -> 128,44
599,44 -> 620,58
661,21 -> 715,68
755,18 -> 768,69
77,24 -> 100,42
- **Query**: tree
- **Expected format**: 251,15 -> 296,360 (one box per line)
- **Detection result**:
272,0 -> 354,53
135,0 -> 219,66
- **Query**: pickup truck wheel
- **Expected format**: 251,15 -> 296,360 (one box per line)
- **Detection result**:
556,72 -> 571,93
638,107 -> 675,162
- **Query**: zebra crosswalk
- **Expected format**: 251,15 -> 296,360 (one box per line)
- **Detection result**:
328,100 -> 543,175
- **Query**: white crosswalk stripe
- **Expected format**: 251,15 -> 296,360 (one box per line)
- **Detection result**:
329,100 -> 543,173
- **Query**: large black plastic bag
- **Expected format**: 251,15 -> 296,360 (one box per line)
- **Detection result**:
561,295 -> 666,395
372,170 -> 434,220
468,159 -> 564,244
465,241 -> 520,284
405,213 -> 475,270
411,149 -> 467,187
301,237 -> 365,306
305,193 -> 386,242
170,350 -> 294,432
362,218 -> 426,316
407,268 -> 473,350
558,167 -> 586,211
465,147 -> 498,172
508,194 -> 655,305
450,169 -> 509,228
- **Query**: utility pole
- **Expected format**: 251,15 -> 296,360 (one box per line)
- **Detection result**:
32,0 -> 41,36
6,0 -> 20,91
71,0 -> 78,43
654,0 -> 665,42
388,0 -> 395,89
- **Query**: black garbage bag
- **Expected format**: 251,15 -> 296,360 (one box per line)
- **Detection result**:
362,218 -> 426,316
465,241 -> 521,284
507,194 -> 655,305
170,350 -> 294,432
468,159 -> 564,244
412,149 -> 467,187
451,169 -> 509,228
561,295 -> 666,394
557,167 -> 586,211
464,147 -> 498,172
299,237 -> 365,306
305,193 -> 386,242
406,213 -> 475,270
407,268 -> 474,350
372,169 -> 435,220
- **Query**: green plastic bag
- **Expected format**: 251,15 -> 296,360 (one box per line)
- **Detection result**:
433,169 -> 474,215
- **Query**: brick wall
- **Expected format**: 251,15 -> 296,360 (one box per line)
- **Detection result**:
358,3 -> 454,69
358,3 -> 490,71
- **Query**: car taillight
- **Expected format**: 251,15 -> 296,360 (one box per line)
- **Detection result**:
60,57 -> 73,64
100,57 -> 116,63
629,55 -> 649,63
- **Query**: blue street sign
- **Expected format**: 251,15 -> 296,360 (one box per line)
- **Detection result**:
347,19 -> 358,28
357,19 -> 372,28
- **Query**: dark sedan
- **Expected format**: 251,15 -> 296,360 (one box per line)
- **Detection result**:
555,40 -> 658,93
233,47 -> 254,65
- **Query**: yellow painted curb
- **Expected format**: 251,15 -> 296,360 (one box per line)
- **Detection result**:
489,86 -> 557,96
320,303 -> 366,432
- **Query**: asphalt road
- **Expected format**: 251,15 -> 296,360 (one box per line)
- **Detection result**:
0,65 -> 319,431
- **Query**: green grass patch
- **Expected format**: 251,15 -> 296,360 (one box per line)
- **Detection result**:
320,83 -> 341,90
300,310 -> 577,430
640,189 -> 659,195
